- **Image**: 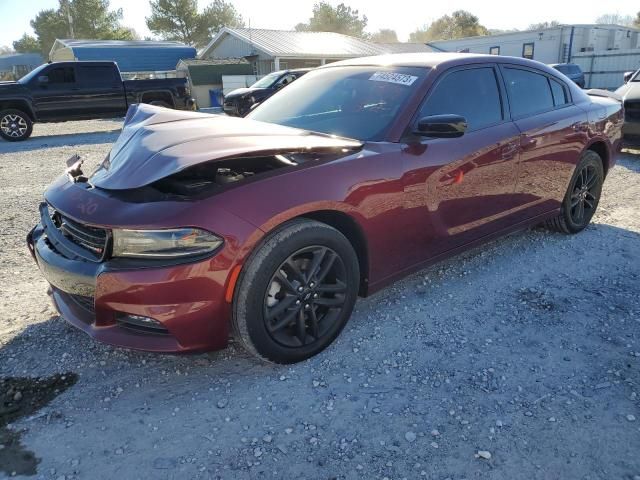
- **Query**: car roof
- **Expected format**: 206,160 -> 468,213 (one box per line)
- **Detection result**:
549,63 -> 579,68
321,52 -> 555,71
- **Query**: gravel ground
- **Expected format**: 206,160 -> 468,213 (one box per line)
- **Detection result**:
0,119 -> 639,480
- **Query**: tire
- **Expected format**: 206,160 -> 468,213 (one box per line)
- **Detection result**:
148,100 -> 172,109
232,219 -> 360,364
545,150 -> 604,234
0,109 -> 33,141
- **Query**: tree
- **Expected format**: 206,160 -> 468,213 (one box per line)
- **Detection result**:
527,20 -> 560,30
594,13 -> 634,26
0,46 -> 14,55
409,10 -> 488,43
146,0 -> 243,48
26,0 -> 134,56
295,2 -> 368,38
636,11 -> 640,27
370,29 -> 398,43
13,34 -> 40,53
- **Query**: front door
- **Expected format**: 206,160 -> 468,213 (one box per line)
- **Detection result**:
401,65 -> 523,265
29,64 -> 83,120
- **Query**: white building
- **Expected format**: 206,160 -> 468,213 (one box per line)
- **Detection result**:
428,24 -> 640,64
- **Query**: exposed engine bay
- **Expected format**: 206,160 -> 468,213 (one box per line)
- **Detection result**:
150,151 -> 343,196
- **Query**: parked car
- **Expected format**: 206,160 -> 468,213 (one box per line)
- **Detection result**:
616,69 -> 640,145
550,63 -> 585,88
28,53 -> 622,363
223,68 -> 310,117
0,61 -> 195,141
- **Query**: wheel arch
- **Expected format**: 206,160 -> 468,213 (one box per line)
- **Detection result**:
584,140 -> 610,177
0,99 -> 36,120
298,210 -> 370,297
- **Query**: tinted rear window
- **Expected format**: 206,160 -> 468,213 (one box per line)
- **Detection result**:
418,67 -> 503,131
550,79 -> 569,106
503,68 -> 554,118
79,66 -> 119,86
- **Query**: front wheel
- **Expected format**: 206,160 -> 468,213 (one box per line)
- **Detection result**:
232,219 -> 360,364
545,150 -> 604,234
0,109 -> 33,141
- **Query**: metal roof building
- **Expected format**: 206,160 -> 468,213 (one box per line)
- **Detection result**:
0,53 -> 44,80
49,39 -> 196,75
200,27 -> 388,74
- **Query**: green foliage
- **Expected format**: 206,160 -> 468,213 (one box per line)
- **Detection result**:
25,0 -> 134,56
146,0 -> 243,47
527,21 -> 560,30
409,10 -> 488,43
295,2 -> 368,38
12,34 -> 40,54
636,12 -> 640,27
370,29 -> 398,43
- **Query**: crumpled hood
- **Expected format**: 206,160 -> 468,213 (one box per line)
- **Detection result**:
90,103 -> 362,190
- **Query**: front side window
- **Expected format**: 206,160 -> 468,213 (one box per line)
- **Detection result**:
503,67 -> 553,118
248,66 -> 427,141
417,67 -> 503,131
47,67 -> 76,84
522,43 -> 535,59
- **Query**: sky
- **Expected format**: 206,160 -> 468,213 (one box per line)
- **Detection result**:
0,0 -> 638,48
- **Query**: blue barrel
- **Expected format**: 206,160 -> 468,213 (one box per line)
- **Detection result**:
209,89 -> 224,107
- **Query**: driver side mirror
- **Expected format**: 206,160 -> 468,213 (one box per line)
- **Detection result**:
37,75 -> 49,84
623,71 -> 634,83
414,114 -> 467,138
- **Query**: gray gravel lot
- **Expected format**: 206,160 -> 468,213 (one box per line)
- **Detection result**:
0,119 -> 639,480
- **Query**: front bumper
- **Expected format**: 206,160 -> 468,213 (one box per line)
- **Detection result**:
27,208 -> 231,353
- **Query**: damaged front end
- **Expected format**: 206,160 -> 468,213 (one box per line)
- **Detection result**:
89,103 -> 363,196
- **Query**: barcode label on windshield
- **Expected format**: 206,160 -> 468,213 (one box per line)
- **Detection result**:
369,72 -> 418,86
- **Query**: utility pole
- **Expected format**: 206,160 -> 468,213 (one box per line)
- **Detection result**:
62,0 -> 75,38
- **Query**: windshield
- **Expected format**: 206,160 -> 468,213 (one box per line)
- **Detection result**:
247,66 -> 427,141
250,72 -> 281,89
18,64 -> 47,84
632,70 -> 640,82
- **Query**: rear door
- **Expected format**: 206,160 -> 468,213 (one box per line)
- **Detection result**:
401,64 -> 523,263
29,64 -> 83,120
500,65 -> 587,218
76,64 -> 127,117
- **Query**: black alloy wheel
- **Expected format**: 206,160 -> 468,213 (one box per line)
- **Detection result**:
545,150 -> 603,234
232,219 -> 359,364
263,245 -> 347,348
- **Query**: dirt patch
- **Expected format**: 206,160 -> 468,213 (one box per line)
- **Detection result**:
0,373 -> 77,476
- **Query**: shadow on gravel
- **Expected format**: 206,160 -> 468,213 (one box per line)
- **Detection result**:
0,373 -> 77,477
0,130 -> 121,154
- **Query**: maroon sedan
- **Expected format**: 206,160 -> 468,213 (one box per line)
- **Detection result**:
28,53 -> 623,363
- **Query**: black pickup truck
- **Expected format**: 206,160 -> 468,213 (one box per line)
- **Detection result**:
0,61 -> 195,141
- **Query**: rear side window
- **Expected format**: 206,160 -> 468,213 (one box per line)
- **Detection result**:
79,66 -> 119,86
418,67 -> 503,131
550,79 -> 569,106
503,67 -> 554,118
569,65 -> 582,74
554,65 -> 569,74
47,67 -> 75,84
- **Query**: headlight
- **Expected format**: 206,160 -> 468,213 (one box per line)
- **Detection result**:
112,228 -> 223,259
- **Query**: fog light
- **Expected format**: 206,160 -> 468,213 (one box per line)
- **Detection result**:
116,313 -> 169,335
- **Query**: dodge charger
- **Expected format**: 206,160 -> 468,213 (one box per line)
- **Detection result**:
28,53 -> 623,363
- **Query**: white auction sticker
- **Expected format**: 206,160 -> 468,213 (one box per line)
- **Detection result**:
369,71 -> 418,86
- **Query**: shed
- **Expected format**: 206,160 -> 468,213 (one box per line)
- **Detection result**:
200,27 -> 387,75
177,58 -> 253,108
49,39 -> 196,78
0,53 -> 44,80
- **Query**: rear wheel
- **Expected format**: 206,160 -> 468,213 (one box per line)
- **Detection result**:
232,219 -> 360,364
545,150 -> 604,234
0,109 -> 33,141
